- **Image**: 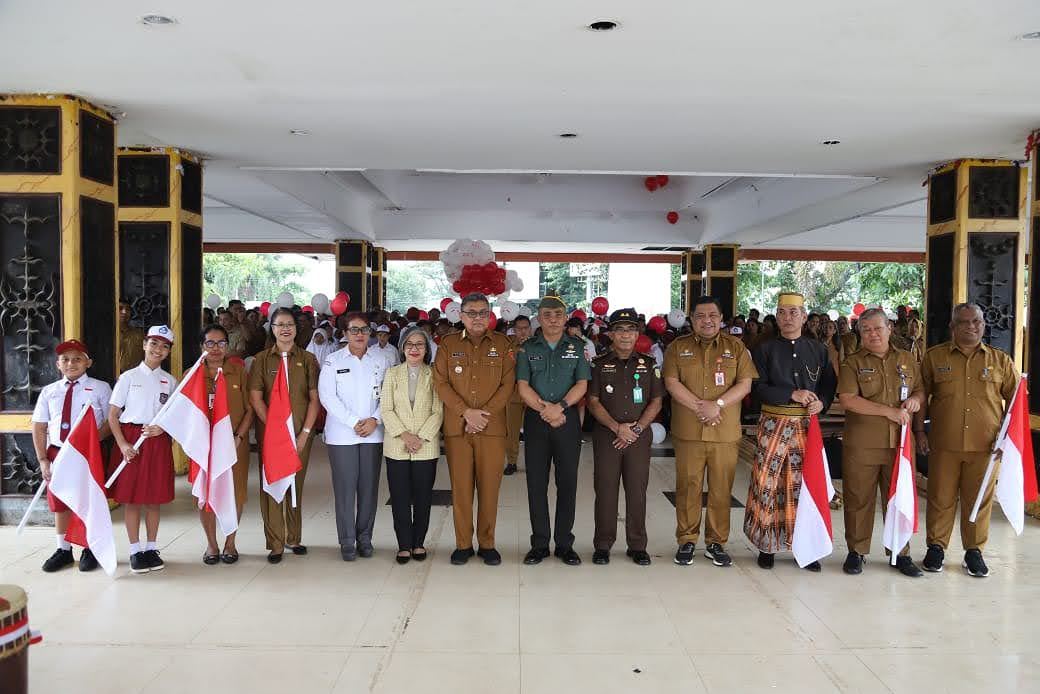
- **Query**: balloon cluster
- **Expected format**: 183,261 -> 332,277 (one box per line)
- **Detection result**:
454,261 -> 508,297
439,238 -> 524,298
643,175 -> 670,192
329,291 -> 351,316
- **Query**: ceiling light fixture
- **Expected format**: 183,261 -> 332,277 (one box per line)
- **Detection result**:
587,20 -> 619,31
1020,31 -> 1040,40
558,133 -> 578,139
820,139 -> 841,145
289,129 -> 310,136
140,14 -> 177,25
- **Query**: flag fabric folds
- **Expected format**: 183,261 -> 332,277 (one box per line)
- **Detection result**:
791,414 -> 835,568
261,353 -> 302,503
883,424 -> 918,562
186,368 -> 240,535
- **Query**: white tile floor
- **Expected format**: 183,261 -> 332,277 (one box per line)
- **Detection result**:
4,439 -> 1040,694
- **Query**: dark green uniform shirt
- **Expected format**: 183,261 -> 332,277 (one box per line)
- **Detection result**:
516,333 -> 591,402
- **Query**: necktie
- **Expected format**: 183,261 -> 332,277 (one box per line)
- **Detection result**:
60,380 -> 76,443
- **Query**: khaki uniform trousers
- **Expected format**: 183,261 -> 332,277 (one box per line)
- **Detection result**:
445,433 -> 506,549
842,447 -> 909,556
673,439 -> 739,545
259,437 -> 313,553
927,449 -> 997,551
505,401 -> 525,468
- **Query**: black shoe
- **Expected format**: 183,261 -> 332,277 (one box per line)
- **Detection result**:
203,552 -> 220,565
143,549 -> 164,571
804,560 -> 822,572
220,552 -> 239,565
757,552 -> 775,570
42,548 -> 74,573
267,552 -> 283,564
554,547 -> 581,565
674,542 -> 695,566
396,551 -> 411,565
523,547 -> 550,565
358,544 -> 374,559
922,544 -> 944,573
704,543 -> 732,567
78,548 -> 99,572
411,548 -> 427,562
504,463 -> 517,476
842,552 -> 863,575
451,548 -> 475,565
477,547 -> 502,566
627,549 -> 651,566
340,548 -> 356,562
592,549 -> 610,565
963,549 -> 989,577
894,555 -> 923,578
288,544 -> 308,556
130,551 -> 150,574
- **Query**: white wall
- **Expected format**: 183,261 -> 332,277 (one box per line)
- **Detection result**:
607,263 -> 673,317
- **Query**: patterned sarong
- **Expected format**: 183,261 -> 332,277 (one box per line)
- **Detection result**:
743,412 -> 809,552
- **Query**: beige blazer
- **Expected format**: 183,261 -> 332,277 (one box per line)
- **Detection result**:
380,363 -> 444,461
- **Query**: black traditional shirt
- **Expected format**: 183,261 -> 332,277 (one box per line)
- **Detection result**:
751,336 -> 836,409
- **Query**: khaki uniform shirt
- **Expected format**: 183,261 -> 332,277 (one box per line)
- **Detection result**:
118,325 -> 146,374
921,341 -> 1019,452
838,347 -> 922,449
247,344 -> 319,434
663,332 -> 757,443
839,332 -> 858,358
509,336 -> 526,404
204,359 -> 252,431
433,330 -> 516,438
589,351 -> 664,424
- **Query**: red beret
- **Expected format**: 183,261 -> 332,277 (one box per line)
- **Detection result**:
56,339 -> 90,357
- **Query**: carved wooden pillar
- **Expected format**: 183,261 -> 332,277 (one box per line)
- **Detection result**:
703,244 -> 739,320
679,250 -> 704,313
336,240 -> 374,312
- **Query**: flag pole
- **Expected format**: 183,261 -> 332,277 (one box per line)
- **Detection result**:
17,403 -> 93,534
968,376 -> 1024,523
105,351 -> 209,488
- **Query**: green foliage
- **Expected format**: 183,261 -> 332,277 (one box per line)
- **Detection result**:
386,261 -> 454,311
737,260 -> 924,316
203,253 -> 308,304
670,263 -> 681,309
539,263 -> 607,310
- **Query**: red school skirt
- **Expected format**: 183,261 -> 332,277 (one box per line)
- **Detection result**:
45,446 -> 70,513
109,424 -> 175,505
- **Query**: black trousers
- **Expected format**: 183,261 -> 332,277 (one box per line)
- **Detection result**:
385,458 -> 437,551
524,408 -> 582,550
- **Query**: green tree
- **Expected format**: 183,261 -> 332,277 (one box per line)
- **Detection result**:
385,261 -> 454,311
539,263 -> 606,310
203,253 -> 308,304
670,262 -> 681,309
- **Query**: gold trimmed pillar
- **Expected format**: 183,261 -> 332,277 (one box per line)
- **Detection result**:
336,239 -> 374,311
679,249 -> 704,312
0,94 -> 117,514
924,159 -> 1027,366
372,246 -> 387,309
1027,137 -> 1040,434
703,244 -> 739,320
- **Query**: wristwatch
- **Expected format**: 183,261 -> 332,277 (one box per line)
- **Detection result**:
302,427 -> 312,434
631,423 -> 644,435
715,398 -> 725,409
559,400 -> 569,411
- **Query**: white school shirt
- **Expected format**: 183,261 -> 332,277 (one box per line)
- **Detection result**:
31,375 -> 112,448
318,348 -> 386,446
109,362 -> 177,424
371,342 -> 400,368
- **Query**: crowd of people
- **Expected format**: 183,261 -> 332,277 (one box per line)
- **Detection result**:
35,291 -> 1014,581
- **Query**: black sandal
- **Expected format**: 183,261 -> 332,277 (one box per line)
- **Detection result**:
411,548 -> 427,562
203,553 -> 220,565
396,551 -> 411,565
220,552 -> 239,564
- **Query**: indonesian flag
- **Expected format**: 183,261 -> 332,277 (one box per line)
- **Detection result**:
262,353 -> 302,503
156,360 -> 211,473
971,377 -> 1038,534
792,414 -> 835,568
188,369 -> 239,535
48,405 -> 116,576
883,424 -> 918,561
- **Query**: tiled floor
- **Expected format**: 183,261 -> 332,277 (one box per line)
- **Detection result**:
4,440 -> 1039,693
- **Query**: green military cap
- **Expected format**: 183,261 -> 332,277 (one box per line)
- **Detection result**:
537,295 -> 566,310
608,308 -> 639,328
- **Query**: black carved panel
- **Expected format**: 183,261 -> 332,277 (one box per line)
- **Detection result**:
709,276 -> 736,321
118,154 -> 170,207
78,110 -> 114,185
709,247 -> 736,272
0,106 -> 61,174
180,159 -> 202,214
337,242 -> 363,267
180,223 -> 203,371
0,195 -> 62,412
338,271 -> 365,310
967,233 -> 1017,354
1,433 -> 41,495
926,233 -> 954,347
80,197 -> 116,385
690,252 -> 705,276
119,222 -> 170,328
968,166 -> 1020,219
928,169 -> 957,225
1030,218 -> 1040,415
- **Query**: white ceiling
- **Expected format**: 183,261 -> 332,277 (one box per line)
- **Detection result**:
3,1 -> 1039,253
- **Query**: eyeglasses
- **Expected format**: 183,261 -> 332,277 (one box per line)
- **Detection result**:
203,340 -> 229,348
461,310 -> 490,319
347,326 -> 372,335
404,342 -> 426,350
271,323 -> 296,329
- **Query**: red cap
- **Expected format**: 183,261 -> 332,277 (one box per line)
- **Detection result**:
56,339 -> 90,358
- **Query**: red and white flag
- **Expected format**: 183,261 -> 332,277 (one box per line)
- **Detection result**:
262,353 -> 302,504
48,404 -> 116,576
156,359 -> 211,471
971,377 -> 1038,534
188,369 -> 239,535
883,424 -> 918,562
792,414 -> 835,568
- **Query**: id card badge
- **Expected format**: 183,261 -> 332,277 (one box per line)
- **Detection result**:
373,384 -> 381,400
208,393 -> 215,410
714,371 -> 725,387
633,386 -> 644,404
899,385 -> 909,402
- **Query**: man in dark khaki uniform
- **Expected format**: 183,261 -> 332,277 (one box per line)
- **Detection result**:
916,303 -> 1020,577
663,296 -> 757,567
837,308 -> 925,577
117,298 -> 145,374
587,309 -> 664,565
434,292 -> 516,566
504,314 -> 533,476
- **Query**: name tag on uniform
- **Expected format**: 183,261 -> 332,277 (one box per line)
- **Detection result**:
452,352 -> 466,358
937,366 -> 952,373
337,368 -> 350,374
680,350 -> 694,358
488,349 -> 499,358
721,351 -> 735,359
373,385 -> 380,400
633,386 -> 644,404
858,368 -> 876,374
529,355 -> 543,361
